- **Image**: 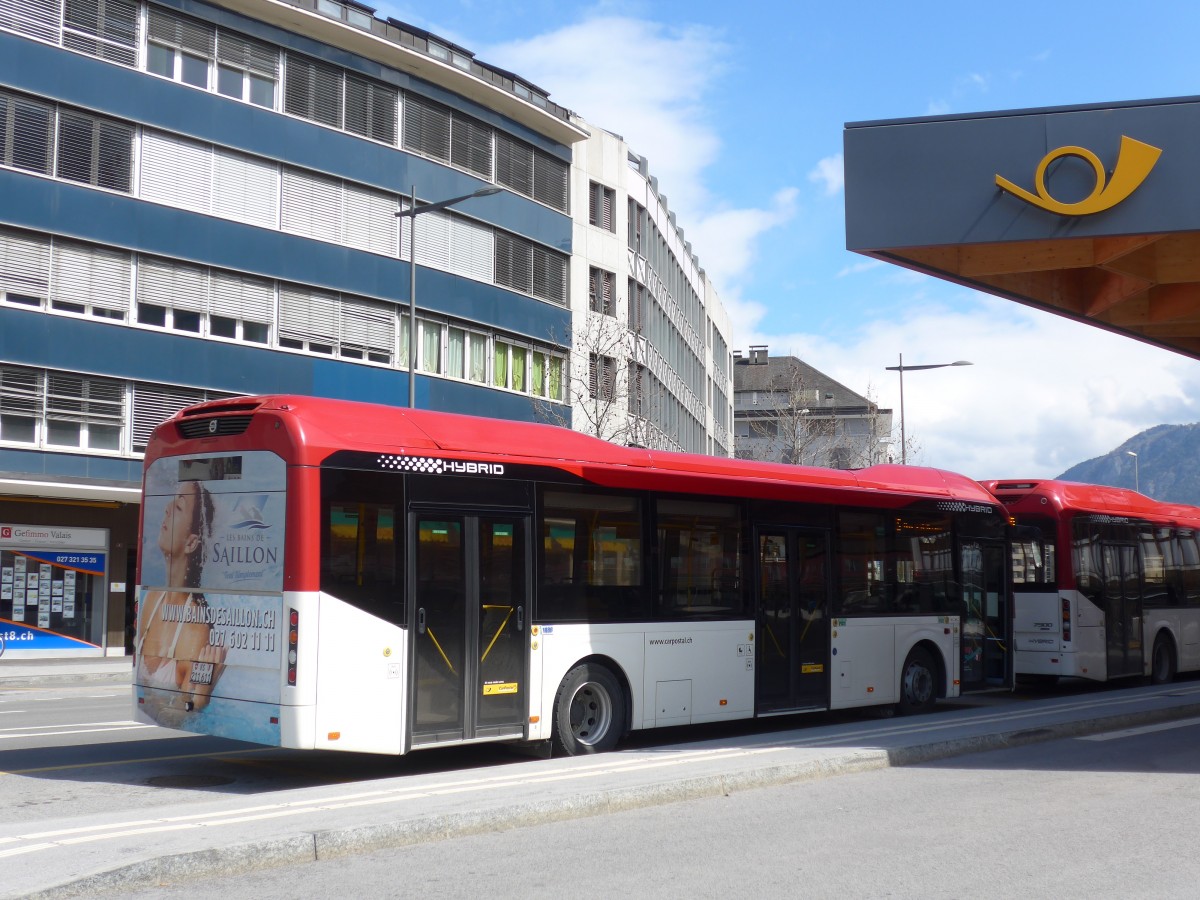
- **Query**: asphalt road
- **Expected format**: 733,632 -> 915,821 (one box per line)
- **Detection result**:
5,676 -> 1200,897
114,717 -> 1200,899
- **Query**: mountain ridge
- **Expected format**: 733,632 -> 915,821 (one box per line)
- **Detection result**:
1056,422 -> 1200,505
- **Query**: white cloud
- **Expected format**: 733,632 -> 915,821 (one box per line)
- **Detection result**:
808,153 -> 844,196
686,188 -> 798,289
480,16 -> 726,221
836,259 -> 883,278
745,289 -> 1200,479
477,13 -> 797,303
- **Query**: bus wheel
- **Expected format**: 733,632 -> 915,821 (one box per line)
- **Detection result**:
1151,634 -> 1177,685
552,663 -> 624,756
897,647 -> 937,715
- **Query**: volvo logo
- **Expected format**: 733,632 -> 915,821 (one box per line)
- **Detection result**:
208,419 -> 219,434
995,135 -> 1161,216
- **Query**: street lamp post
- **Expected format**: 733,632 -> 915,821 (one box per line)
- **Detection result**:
396,186 -> 502,408
1127,450 -> 1139,492
884,354 -> 973,464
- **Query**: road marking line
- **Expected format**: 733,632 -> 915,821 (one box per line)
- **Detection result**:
0,720 -> 142,733
1077,716 -> 1200,742
0,725 -> 155,741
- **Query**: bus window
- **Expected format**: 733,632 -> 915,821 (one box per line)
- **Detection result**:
1072,518 -> 1102,603
655,498 -> 744,620
891,512 -> 955,614
1178,530 -> 1200,606
538,490 -> 645,622
835,511 -> 888,615
320,470 -> 403,624
1142,527 -> 1172,607
1010,538 -> 1052,587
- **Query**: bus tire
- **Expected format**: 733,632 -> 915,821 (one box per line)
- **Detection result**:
897,647 -> 937,715
551,662 -> 624,756
1150,633 -> 1177,685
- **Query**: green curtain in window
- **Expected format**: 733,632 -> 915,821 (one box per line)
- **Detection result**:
493,341 -> 509,387
531,351 -> 546,397
512,346 -> 526,392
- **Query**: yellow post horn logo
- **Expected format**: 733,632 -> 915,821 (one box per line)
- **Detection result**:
995,135 -> 1161,215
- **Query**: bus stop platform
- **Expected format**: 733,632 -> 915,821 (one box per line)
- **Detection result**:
5,677 -> 1200,898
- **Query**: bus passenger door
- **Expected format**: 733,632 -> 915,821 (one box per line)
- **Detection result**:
961,540 -> 1010,688
1101,543 -> 1142,678
410,512 -> 529,748
756,527 -> 831,713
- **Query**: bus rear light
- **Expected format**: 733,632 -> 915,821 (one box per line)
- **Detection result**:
287,607 -> 298,686
270,716 -> 279,724
1061,598 -> 1071,642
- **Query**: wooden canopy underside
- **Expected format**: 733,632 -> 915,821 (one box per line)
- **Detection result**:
885,232 -> 1200,359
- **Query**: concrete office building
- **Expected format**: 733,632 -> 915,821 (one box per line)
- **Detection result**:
569,122 -> 734,457
0,0 -> 734,657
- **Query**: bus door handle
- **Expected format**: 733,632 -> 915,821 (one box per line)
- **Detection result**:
517,606 -> 524,632
417,608 -> 426,634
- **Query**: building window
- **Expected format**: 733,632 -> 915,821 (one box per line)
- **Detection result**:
216,33 -> 279,108
135,256 -> 272,344
55,107 -> 133,192
50,239 -> 130,320
146,7 -> 215,88
278,285 -> 394,363
589,267 -> 615,316
345,72 -> 398,145
0,90 -> 54,176
589,181 -> 615,232
0,365 -> 40,444
284,52 -> 344,129
63,0 -> 138,68
589,353 -> 615,401
628,278 -> 644,332
145,9 -> 278,109
0,366 -> 123,451
403,94 -> 491,179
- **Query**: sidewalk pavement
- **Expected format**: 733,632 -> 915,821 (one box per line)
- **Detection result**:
0,655 -> 132,686
5,669 -> 1200,898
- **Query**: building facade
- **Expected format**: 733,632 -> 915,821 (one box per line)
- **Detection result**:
564,122 -> 733,456
733,347 -> 892,467
0,0 -> 733,657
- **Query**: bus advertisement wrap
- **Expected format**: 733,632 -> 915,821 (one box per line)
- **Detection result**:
135,588 -> 284,744
136,450 -> 287,745
140,451 -> 286,593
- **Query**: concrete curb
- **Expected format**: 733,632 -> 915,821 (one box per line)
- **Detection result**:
24,700 -> 1200,898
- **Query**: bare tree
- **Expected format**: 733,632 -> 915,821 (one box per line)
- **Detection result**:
738,362 -> 838,465
533,314 -> 674,448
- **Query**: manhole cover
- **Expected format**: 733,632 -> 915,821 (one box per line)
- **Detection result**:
145,774 -> 235,789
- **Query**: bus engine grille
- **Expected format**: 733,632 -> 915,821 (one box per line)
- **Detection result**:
177,415 -> 254,439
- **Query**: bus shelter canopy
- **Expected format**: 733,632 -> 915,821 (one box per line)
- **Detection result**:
844,95 -> 1200,359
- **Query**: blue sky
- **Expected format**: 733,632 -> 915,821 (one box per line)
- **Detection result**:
376,1 -> 1200,480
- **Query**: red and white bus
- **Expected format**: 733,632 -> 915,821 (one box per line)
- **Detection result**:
982,479 -> 1200,685
135,395 -> 1014,756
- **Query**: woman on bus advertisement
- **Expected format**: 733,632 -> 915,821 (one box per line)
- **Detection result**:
136,481 -> 227,721
137,451 -> 288,741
